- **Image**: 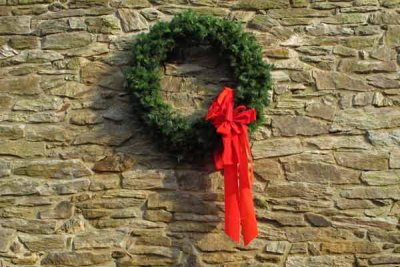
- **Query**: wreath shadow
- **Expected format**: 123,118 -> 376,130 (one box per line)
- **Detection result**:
68,42 -> 244,266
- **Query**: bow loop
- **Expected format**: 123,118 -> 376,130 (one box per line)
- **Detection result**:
206,87 -> 258,246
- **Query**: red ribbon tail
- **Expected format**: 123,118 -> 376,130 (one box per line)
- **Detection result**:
239,129 -> 258,246
223,164 -> 240,244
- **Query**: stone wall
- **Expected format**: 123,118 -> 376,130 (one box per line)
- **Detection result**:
0,0 -> 399,266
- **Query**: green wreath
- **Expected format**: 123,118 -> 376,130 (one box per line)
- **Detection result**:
125,10 -> 272,161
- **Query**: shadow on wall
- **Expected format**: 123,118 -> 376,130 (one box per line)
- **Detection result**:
0,25 -> 251,265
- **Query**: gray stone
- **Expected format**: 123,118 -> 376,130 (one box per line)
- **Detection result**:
117,9 -> 148,32
74,230 -> 126,249
265,241 -> 289,254
41,251 -> 112,266
1,218 -> 60,234
51,178 -> 90,194
338,59 -> 397,73
0,228 -> 16,252
313,71 -> 374,91
360,170 -> 400,185
0,124 -> 24,139
286,255 -> 354,267
330,107 -> 400,131
321,14 -> 368,24
341,186 -> 400,200
305,213 -> 332,227
369,256 -> 400,265
335,198 -> 376,210
369,11 -> 400,24
0,177 -> 39,196
42,32 -> 92,50
147,192 -> 218,215
331,216 -> 397,230
34,19 -> 69,36
235,0 -> 289,9
0,16 -> 31,34
353,92 -> 375,106
367,74 -> 400,88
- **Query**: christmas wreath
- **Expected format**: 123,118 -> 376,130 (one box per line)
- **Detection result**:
125,10 -> 272,161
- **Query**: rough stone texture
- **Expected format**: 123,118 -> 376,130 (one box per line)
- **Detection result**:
0,1 -> 399,266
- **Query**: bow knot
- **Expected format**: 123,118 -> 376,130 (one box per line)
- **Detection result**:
206,87 -> 258,246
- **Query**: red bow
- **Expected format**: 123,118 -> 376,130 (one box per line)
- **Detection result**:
206,87 -> 258,246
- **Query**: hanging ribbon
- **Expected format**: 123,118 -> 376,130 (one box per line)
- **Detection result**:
206,87 -> 258,246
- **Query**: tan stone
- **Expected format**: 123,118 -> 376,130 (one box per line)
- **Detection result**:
283,160 -> 360,184
0,74 -> 41,95
235,0 -> 289,9
334,150 -> 388,170
41,251 -> 112,266
0,124 -> 24,139
385,25 -> 400,48
304,135 -> 370,150
144,209 -> 172,222
122,169 -> 177,190
0,228 -> 16,252
14,159 -> 93,178
0,140 -> 45,158
252,138 -> 303,159
1,218 -> 60,234
89,174 -> 120,191
390,149 -> 400,168
253,158 -> 284,181
197,233 -> 236,252
19,234 -> 66,252
272,115 -> 330,136
74,230 -> 126,250
39,201 -> 74,219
